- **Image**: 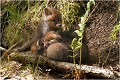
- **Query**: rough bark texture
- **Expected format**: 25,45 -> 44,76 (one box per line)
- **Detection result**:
9,52 -> 118,79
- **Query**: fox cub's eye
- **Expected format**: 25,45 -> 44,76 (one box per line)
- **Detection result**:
51,19 -> 55,22
48,39 -> 52,42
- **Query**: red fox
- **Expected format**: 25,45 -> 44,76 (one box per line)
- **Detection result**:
30,40 -> 44,54
42,31 -> 62,48
41,31 -> 72,62
13,7 -> 62,52
42,30 -> 89,64
46,43 -> 72,62
30,31 -> 62,54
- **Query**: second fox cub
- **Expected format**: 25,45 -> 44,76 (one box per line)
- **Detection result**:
42,31 -> 62,48
46,43 -> 71,62
14,7 -> 62,52
42,31 -> 89,64
42,31 -> 72,62
30,40 -> 44,54
31,31 -> 62,54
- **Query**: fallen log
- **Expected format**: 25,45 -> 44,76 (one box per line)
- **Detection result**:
8,52 -> 118,79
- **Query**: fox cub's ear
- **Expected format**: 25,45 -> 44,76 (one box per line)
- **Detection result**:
41,38 -> 45,43
44,7 -> 52,16
44,7 -> 54,21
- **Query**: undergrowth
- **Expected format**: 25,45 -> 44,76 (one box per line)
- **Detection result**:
2,1 -> 86,48
100,22 -> 120,66
70,0 -> 95,66
1,0 -> 119,79
1,1 -> 87,78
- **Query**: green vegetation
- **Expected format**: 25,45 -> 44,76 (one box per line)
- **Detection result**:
2,0 -> 119,67
2,1 -> 31,46
58,0 -> 84,30
2,1 -> 85,47
1,1 -> 119,79
98,22 -> 120,66
110,23 -> 120,41
70,0 -> 95,65
1,1 -> 87,78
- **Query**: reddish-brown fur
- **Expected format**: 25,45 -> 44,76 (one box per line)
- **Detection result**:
43,31 -> 62,48
31,43 -> 38,54
43,31 -> 89,64
42,31 -> 72,62
46,43 -> 71,62
30,40 -> 43,54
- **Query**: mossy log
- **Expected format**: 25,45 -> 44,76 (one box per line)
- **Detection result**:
8,52 -> 118,79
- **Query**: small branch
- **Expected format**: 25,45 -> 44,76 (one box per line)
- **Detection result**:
0,42 -> 20,51
0,46 -> 7,51
8,43 -> 19,51
0,42 -> 21,60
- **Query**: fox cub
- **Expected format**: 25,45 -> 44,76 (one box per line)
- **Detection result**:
31,31 -> 62,54
30,40 -> 44,54
46,43 -> 71,62
42,31 -> 72,62
42,31 -> 89,64
42,31 -> 62,48
14,7 -> 62,52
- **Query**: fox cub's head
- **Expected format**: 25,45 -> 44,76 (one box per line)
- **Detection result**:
42,31 -> 62,48
43,7 -> 62,30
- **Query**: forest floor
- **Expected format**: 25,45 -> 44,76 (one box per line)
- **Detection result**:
0,61 -> 61,80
